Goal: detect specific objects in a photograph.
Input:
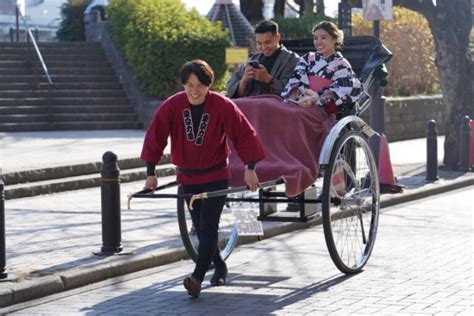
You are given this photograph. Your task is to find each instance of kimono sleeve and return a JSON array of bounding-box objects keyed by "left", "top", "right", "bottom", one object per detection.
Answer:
[
  {"left": 324, "top": 58, "right": 362, "bottom": 106},
  {"left": 281, "top": 53, "right": 312, "bottom": 98}
]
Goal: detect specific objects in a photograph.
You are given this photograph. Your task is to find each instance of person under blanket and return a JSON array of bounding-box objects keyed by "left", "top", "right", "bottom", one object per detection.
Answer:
[
  {"left": 141, "top": 60, "right": 265, "bottom": 298},
  {"left": 229, "top": 22, "right": 361, "bottom": 197},
  {"left": 281, "top": 21, "right": 362, "bottom": 113}
]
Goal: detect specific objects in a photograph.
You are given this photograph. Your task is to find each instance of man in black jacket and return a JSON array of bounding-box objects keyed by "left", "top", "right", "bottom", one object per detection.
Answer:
[{"left": 226, "top": 20, "right": 300, "bottom": 98}]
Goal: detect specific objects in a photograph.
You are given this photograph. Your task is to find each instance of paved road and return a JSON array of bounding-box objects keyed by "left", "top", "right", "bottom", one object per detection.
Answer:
[{"left": 4, "top": 188, "right": 473, "bottom": 315}]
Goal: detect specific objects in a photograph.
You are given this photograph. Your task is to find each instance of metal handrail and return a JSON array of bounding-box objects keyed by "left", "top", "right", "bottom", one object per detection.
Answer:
[{"left": 15, "top": 5, "right": 53, "bottom": 123}]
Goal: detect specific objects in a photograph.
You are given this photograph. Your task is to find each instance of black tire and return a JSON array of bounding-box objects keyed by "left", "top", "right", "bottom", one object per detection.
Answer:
[
  {"left": 176, "top": 185, "right": 239, "bottom": 263},
  {"left": 321, "top": 130, "right": 380, "bottom": 274}
]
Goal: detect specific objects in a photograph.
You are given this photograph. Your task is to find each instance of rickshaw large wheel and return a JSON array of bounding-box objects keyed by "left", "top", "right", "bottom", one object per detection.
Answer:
[
  {"left": 177, "top": 185, "right": 239, "bottom": 263},
  {"left": 321, "top": 130, "right": 380, "bottom": 274}
]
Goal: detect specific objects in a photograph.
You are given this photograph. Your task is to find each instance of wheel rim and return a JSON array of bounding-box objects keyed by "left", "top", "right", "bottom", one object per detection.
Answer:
[
  {"left": 177, "top": 192, "right": 239, "bottom": 262},
  {"left": 323, "top": 132, "right": 380, "bottom": 273}
]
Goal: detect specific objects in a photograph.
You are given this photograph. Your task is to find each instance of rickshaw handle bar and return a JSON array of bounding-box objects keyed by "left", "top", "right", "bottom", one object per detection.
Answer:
[{"left": 189, "top": 178, "right": 286, "bottom": 210}]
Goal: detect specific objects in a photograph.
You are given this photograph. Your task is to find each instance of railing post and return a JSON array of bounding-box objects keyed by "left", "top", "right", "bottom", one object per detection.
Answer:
[
  {"left": 48, "top": 87, "right": 53, "bottom": 124},
  {"left": 15, "top": 6, "right": 19, "bottom": 42},
  {"left": 0, "top": 177, "right": 8, "bottom": 279},
  {"left": 26, "top": 32, "right": 31, "bottom": 67},
  {"left": 426, "top": 120, "right": 438, "bottom": 181},
  {"left": 459, "top": 115, "right": 472, "bottom": 172},
  {"left": 96, "top": 151, "right": 123, "bottom": 255},
  {"left": 34, "top": 26, "right": 39, "bottom": 42}
]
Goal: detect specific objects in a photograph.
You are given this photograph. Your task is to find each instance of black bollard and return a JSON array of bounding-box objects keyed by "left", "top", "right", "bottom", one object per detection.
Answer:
[
  {"left": 459, "top": 116, "right": 472, "bottom": 172},
  {"left": 0, "top": 177, "right": 8, "bottom": 279},
  {"left": 426, "top": 120, "right": 439, "bottom": 181},
  {"left": 98, "top": 151, "right": 123, "bottom": 255}
]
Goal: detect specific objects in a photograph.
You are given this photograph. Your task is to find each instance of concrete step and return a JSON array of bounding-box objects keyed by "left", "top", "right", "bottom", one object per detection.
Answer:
[
  {"left": 51, "top": 105, "right": 136, "bottom": 114},
  {"left": 0, "top": 105, "right": 136, "bottom": 115},
  {"left": 0, "top": 121, "right": 143, "bottom": 132},
  {"left": 53, "top": 113, "right": 139, "bottom": 122},
  {"left": 0, "top": 53, "right": 108, "bottom": 62},
  {"left": 0, "top": 42, "right": 101, "bottom": 48},
  {"left": 0, "top": 75, "right": 119, "bottom": 84},
  {"left": 4, "top": 161, "right": 174, "bottom": 200},
  {"left": 0, "top": 113, "right": 139, "bottom": 123},
  {"left": 0, "top": 82, "right": 123, "bottom": 90},
  {"left": 30, "top": 61, "right": 112, "bottom": 68},
  {"left": 0, "top": 67, "right": 116, "bottom": 75},
  {"left": 0, "top": 97, "right": 130, "bottom": 106},
  {"left": 0, "top": 47, "right": 104, "bottom": 55},
  {"left": 0, "top": 106, "right": 45, "bottom": 115},
  {"left": 0, "top": 90, "right": 127, "bottom": 98},
  {"left": 0, "top": 61, "right": 29, "bottom": 68},
  {"left": 3, "top": 156, "right": 156, "bottom": 185},
  {"left": 0, "top": 114, "right": 49, "bottom": 123}
]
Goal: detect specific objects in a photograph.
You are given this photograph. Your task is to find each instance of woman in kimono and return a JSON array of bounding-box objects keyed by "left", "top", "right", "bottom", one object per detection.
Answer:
[{"left": 282, "top": 21, "right": 361, "bottom": 112}]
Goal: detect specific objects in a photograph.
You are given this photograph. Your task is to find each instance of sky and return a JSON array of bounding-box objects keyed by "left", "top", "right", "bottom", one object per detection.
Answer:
[
  {"left": 1, "top": 0, "right": 339, "bottom": 29},
  {"left": 183, "top": 0, "right": 339, "bottom": 18}
]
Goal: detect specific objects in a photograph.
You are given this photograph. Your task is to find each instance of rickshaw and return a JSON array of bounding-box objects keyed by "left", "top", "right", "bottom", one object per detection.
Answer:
[{"left": 129, "top": 35, "right": 392, "bottom": 275}]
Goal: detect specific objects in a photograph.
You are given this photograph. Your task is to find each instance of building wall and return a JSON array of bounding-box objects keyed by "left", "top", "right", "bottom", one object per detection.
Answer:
[{"left": 361, "top": 95, "right": 446, "bottom": 141}]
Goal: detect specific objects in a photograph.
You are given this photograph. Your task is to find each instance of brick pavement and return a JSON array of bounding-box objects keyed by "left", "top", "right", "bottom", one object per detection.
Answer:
[
  {"left": 1, "top": 130, "right": 473, "bottom": 309},
  {"left": 4, "top": 188, "right": 472, "bottom": 315}
]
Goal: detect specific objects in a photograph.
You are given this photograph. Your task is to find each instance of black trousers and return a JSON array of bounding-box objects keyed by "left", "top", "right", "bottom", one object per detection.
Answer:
[{"left": 182, "top": 179, "right": 228, "bottom": 282}]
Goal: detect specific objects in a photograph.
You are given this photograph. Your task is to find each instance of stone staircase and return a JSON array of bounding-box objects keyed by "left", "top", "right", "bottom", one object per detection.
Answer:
[{"left": 0, "top": 42, "right": 143, "bottom": 132}]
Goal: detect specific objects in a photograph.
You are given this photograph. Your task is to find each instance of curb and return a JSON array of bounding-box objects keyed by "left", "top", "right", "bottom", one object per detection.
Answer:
[
  {"left": 0, "top": 174, "right": 472, "bottom": 308},
  {"left": 3, "top": 155, "right": 172, "bottom": 200}
]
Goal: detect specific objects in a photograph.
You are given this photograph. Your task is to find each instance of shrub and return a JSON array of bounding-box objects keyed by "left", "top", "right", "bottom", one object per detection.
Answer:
[
  {"left": 107, "top": 0, "right": 231, "bottom": 99},
  {"left": 56, "top": 0, "right": 89, "bottom": 41},
  {"left": 274, "top": 15, "right": 337, "bottom": 40},
  {"left": 352, "top": 6, "right": 439, "bottom": 96}
]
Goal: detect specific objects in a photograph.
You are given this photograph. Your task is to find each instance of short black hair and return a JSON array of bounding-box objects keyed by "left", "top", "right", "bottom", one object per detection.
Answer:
[
  {"left": 255, "top": 19, "right": 279, "bottom": 35},
  {"left": 180, "top": 59, "right": 214, "bottom": 87}
]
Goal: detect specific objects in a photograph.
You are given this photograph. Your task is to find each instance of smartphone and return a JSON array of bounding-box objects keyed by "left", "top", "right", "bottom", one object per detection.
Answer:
[{"left": 248, "top": 60, "right": 260, "bottom": 69}]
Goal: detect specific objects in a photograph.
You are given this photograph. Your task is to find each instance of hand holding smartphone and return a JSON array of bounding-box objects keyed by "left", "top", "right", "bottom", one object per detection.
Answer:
[{"left": 248, "top": 60, "right": 260, "bottom": 69}]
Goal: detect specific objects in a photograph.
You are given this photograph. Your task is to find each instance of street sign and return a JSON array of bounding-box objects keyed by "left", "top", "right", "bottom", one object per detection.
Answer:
[
  {"left": 363, "top": 0, "right": 393, "bottom": 21},
  {"left": 225, "top": 47, "right": 248, "bottom": 64}
]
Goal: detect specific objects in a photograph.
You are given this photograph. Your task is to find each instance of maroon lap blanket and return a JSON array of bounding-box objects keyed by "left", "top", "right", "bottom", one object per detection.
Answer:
[{"left": 229, "top": 95, "right": 336, "bottom": 196}]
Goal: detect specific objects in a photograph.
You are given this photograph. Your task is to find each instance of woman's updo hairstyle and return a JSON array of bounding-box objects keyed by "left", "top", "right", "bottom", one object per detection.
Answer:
[{"left": 312, "top": 21, "right": 344, "bottom": 50}]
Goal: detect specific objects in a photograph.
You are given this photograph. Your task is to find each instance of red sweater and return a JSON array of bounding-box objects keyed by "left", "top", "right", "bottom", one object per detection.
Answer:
[{"left": 141, "top": 91, "right": 265, "bottom": 185}]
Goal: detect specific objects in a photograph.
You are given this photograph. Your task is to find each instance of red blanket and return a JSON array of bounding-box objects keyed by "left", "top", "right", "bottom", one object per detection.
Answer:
[{"left": 229, "top": 95, "right": 336, "bottom": 196}]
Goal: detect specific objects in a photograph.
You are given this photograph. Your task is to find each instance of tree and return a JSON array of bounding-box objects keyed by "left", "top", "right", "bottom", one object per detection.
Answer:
[
  {"left": 392, "top": 0, "right": 473, "bottom": 169},
  {"left": 303, "top": 0, "right": 315, "bottom": 16},
  {"left": 316, "top": 0, "right": 325, "bottom": 17},
  {"left": 239, "top": 0, "right": 263, "bottom": 22},
  {"left": 274, "top": 0, "right": 286, "bottom": 18},
  {"left": 350, "top": 0, "right": 472, "bottom": 168},
  {"left": 56, "top": 0, "right": 89, "bottom": 41}
]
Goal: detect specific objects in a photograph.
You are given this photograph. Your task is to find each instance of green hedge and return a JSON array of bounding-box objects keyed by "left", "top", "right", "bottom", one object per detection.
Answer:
[
  {"left": 274, "top": 15, "right": 337, "bottom": 40},
  {"left": 107, "top": 0, "right": 231, "bottom": 98}
]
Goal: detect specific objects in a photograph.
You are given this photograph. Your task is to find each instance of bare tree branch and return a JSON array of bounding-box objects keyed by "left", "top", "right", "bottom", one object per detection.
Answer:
[
  {"left": 393, "top": 0, "right": 436, "bottom": 20},
  {"left": 285, "top": 0, "right": 300, "bottom": 14}
]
